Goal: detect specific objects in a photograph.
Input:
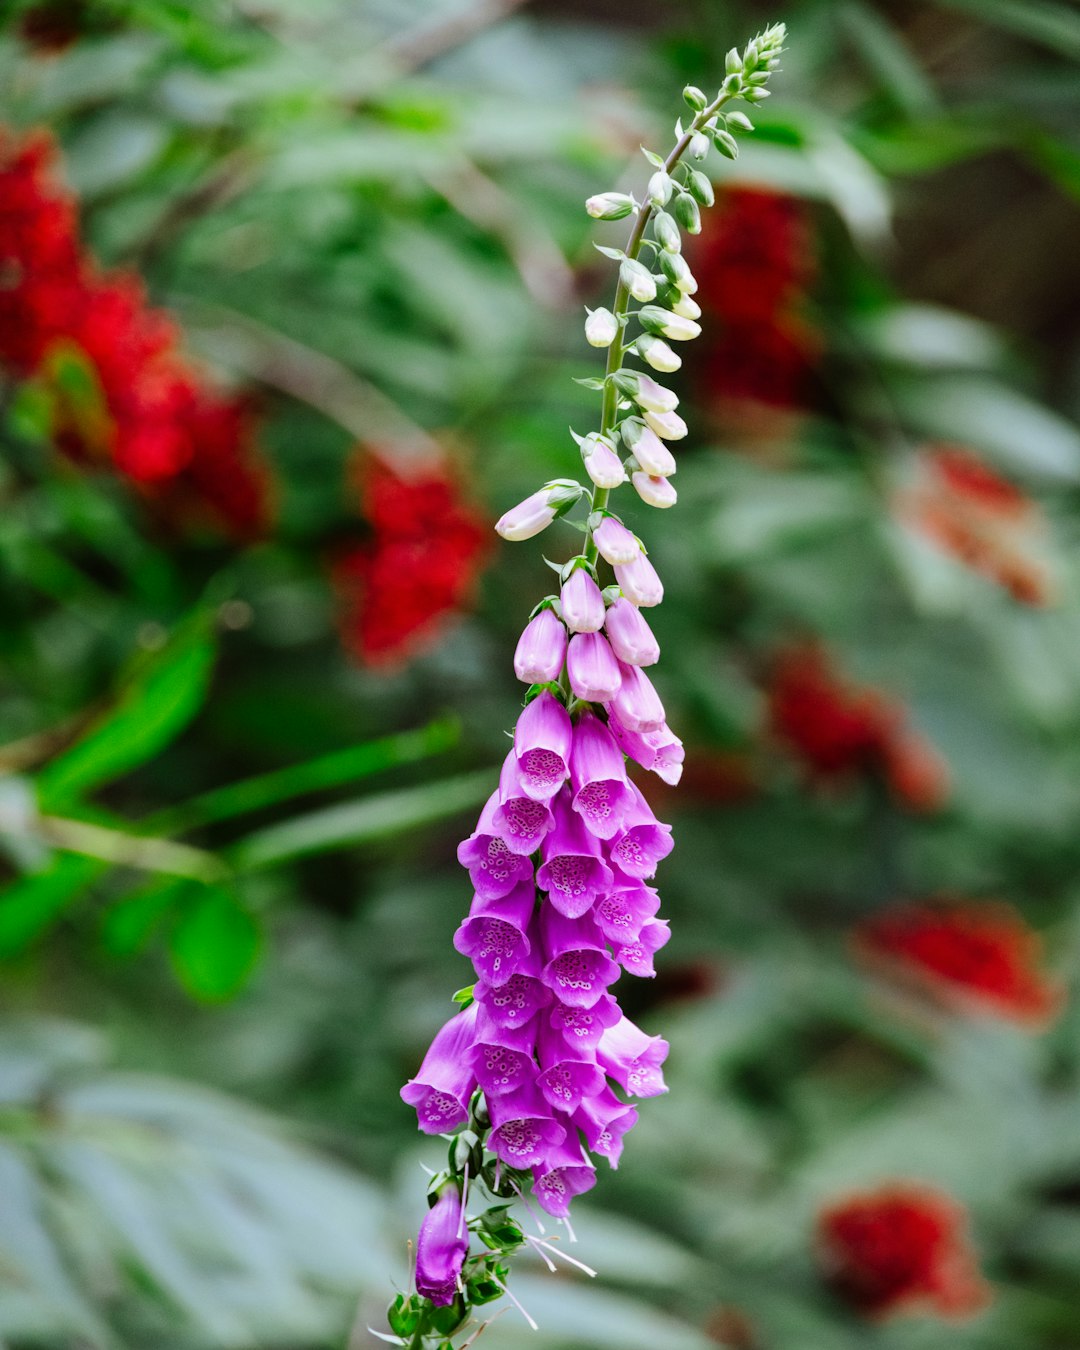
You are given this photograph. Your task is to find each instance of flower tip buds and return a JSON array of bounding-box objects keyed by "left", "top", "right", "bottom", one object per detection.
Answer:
[
  {"left": 619, "top": 258, "right": 657, "bottom": 303},
  {"left": 584, "top": 307, "right": 618, "bottom": 348},
  {"left": 632, "top": 471, "right": 678, "bottom": 509},
  {"left": 586, "top": 192, "right": 636, "bottom": 221},
  {"left": 496, "top": 482, "right": 582, "bottom": 541}
]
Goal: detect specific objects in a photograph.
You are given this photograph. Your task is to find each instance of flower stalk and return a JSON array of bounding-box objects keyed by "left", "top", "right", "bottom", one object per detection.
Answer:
[{"left": 390, "top": 24, "right": 787, "bottom": 1348}]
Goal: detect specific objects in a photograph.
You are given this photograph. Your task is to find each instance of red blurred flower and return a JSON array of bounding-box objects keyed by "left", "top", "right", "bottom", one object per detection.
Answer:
[
  {"left": 897, "top": 445, "right": 1052, "bottom": 605},
  {"left": 817, "top": 1184, "right": 990, "bottom": 1320},
  {"left": 0, "top": 128, "right": 271, "bottom": 539},
  {"left": 18, "top": 1, "right": 94, "bottom": 52},
  {"left": 332, "top": 453, "right": 489, "bottom": 668},
  {"left": 854, "top": 899, "right": 1063, "bottom": 1027},
  {"left": 766, "top": 643, "right": 948, "bottom": 811},
  {"left": 689, "top": 187, "right": 817, "bottom": 419}
]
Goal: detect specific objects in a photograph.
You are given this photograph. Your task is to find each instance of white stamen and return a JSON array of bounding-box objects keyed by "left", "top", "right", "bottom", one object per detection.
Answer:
[
  {"left": 419, "top": 1162, "right": 436, "bottom": 1176},
  {"left": 525, "top": 1234, "right": 558, "bottom": 1273},
  {"left": 509, "top": 1179, "right": 546, "bottom": 1234},
  {"left": 490, "top": 1275, "right": 539, "bottom": 1332},
  {"left": 561, "top": 1215, "right": 578, "bottom": 1244},
  {"left": 458, "top": 1161, "right": 470, "bottom": 1240},
  {"left": 531, "top": 1236, "right": 597, "bottom": 1278}
]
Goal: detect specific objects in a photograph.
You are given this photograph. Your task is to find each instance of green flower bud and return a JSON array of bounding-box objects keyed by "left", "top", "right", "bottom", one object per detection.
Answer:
[
  {"left": 585, "top": 192, "right": 636, "bottom": 220},
  {"left": 652, "top": 211, "right": 681, "bottom": 253},
  {"left": 637, "top": 334, "right": 682, "bottom": 373},
  {"left": 687, "top": 169, "right": 715, "bottom": 206},
  {"left": 647, "top": 170, "right": 673, "bottom": 206},
  {"left": 713, "top": 129, "right": 739, "bottom": 160},
  {"left": 725, "top": 47, "right": 741, "bottom": 74},
  {"left": 682, "top": 85, "right": 708, "bottom": 111},
  {"left": 726, "top": 110, "right": 754, "bottom": 132},
  {"left": 619, "top": 257, "right": 657, "bottom": 302},
  {"left": 659, "top": 250, "right": 697, "bottom": 293},
  {"left": 673, "top": 192, "right": 701, "bottom": 234}
]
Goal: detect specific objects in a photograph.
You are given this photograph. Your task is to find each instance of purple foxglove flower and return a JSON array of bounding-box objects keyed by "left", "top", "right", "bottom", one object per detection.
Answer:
[
  {"left": 604, "top": 597, "right": 660, "bottom": 667},
  {"left": 513, "top": 690, "right": 572, "bottom": 801},
  {"left": 608, "top": 783, "right": 674, "bottom": 880},
  {"left": 549, "top": 992, "right": 622, "bottom": 1050},
  {"left": 539, "top": 907, "right": 621, "bottom": 1007},
  {"left": 535, "top": 1020, "right": 605, "bottom": 1113},
  {"left": 568, "top": 711, "right": 634, "bottom": 840},
  {"left": 453, "top": 882, "right": 535, "bottom": 986},
  {"left": 567, "top": 631, "right": 622, "bottom": 704},
  {"left": 467, "top": 1009, "right": 539, "bottom": 1098},
  {"left": 592, "top": 883, "right": 661, "bottom": 945},
  {"left": 573, "top": 1087, "right": 639, "bottom": 1169},
  {"left": 632, "top": 471, "right": 677, "bottom": 509},
  {"left": 532, "top": 1138, "right": 597, "bottom": 1217},
  {"left": 514, "top": 609, "right": 567, "bottom": 684},
  {"left": 609, "top": 662, "right": 665, "bottom": 734},
  {"left": 400, "top": 1003, "right": 480, "bottom": 1134},
  {"left": 536, "top": 794, "right": 614, "bottom": 917},
  {"left": 614, "top": 553, "right": 663, "bottom": 608},
  {"left": 609, "top": 717, "right": 684, "bottom": 785},
  {"left": 560, "top": 568, "right": 605, "bottom": 634},
  {"left": 457, "top": 793, "right": 534, "bottom": 900},
  {"left": 474, "top": 950, "right": 552, "bottom": 1029},
  {"left": 487, "top": 1086, "right": 566, "bottom": 1169},
  {"left": 632, "top": 374, "right": 679, "bottom": 414},
  {"left": 582, "top": 435, "right": 627, "bottom": 490},
  {"left": 615, "top": 917, "right": 670, "bottom": 978},
  {"left": 597, "top": 1015, "right": 669, "bottom": 1098},
  {"left": 643, "top": 408, "right": 688, "bottom": 441},
  {"left": 492, "top": 751, "right": 554, "bottom": 856},
  {"left": 592, "top": 516, "right": 640, "bottom": 567},
  {"left": 495, "top": 488, "right": 558, "bottom": 542},
  {"left": 415, "top": 1182, "right": 467, "bottom": 1307},
  {"left": 630, "top": 429, "right": 676, "bottom": 478}
]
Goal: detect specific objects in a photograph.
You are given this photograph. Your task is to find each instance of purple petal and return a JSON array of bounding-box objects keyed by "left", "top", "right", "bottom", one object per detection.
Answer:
[
  {"left": 604, "top": 597, "right": 660, "bottom": 667},
  {"left": 513, "top": 691, "right": 572, "bottom": 801},
  {"left": 514, "top": 608, "right": 567, "bottom": 684},
  {"left": 608, "top": 662, "right": 665, "bottom": 734},
  {"left": 548, "top": 993, "right": 622, "bottom": 1050},
  {"left": 560, "top": 568, "right": 605, "bottom": 633},
  {"left": 597, "top": 1015, "right": 669, "bottom": 1098},
  {"left": 493, "top": 751, "right": 555, "bottom": 855},
  {"left": 400, "top": 1003, "right": 480, "bottom": 1133},
  {"left": 531, "top": 1138, "right": 597, "bottom": 1217},
  {"left": 487, "top": 1087, "right": 567, "bottom": 1168},
  {"left": 573, "top": 1086, "right": 639, "bottom": 1168},
  {"left": 415, "top": 1184, "right": 468, "bottom": 1306},
  {"left": 567, "top": 631, "right": 622, "bottom": 704},
  {"left": 592, "top": 884, "right": 661, "bottom": 944},
  {"left": 536, "top": 792, "right": 614, "bottom": 917}
]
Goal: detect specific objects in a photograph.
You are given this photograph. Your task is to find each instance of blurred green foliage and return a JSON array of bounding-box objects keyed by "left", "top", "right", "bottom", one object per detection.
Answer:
[{"left": 1, "top": 0, "right": 1080, "bottom": 1347}]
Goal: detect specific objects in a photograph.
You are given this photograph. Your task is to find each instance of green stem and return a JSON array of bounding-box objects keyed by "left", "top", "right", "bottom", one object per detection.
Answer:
[
  {"left": 36, "top": 816, "right": 229, "bottom": 885},
  {"left": 581, "top": 89, "right": 736, "bottom": 571}
]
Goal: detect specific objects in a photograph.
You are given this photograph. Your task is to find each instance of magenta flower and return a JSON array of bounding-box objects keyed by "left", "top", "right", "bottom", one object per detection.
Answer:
[
  {"left": 536, "top": 794, "right": 614, "bottom": 917},
  {"left": 474, "top": 956, "right": 552, "bottom": 1029},
  {"left": 514, "top": 608, "right": 567, "bottom": 684},
  {"left": 532, "top": 1138, "right": 597, "bottom": 1217},
  {"left": 539, "top": 907, "right": 621, "bottom": 1007},
  {"left": 609, "top": 662, "right": 666, "bottom": 734},
  {"left": 614, "top": 552, "right": 664, "bottom": 607},
  {"left": 457, "top": 794, "right": 534, "bottom": 900},
  {"left": 453, "top": 882, "right": 535, "bottom": 986},
  {"left": 567, "top": 631, "right": 623, "bottom": 704},
  {"left": 597, "top": 1015, "right": 670, "bottom": 1097},
  {"left": 415, "top": 1181, "right": 468, "bottom": 1307},
  {"left": 493, "top": 751, "right": 555, "bottom": 855},
  {"left": 573, "top": 1087, "right": 639, "bottom": 1168},
  {"left": 487, "top": 1087, "right": 567, "bottom": 1168},
  {"left": 609, "top": 717, "right": 684, "bottom": 785},
  {"left": 548, "top": 991, "right": 622, "bottom": 1050},
  {"left": 400, "top": 1003, "right": 480, "bottom": 1134},
  {"left": 592, "top": 883, "right": 661, "bottom": 945},
  {"left": 560, "top": 567, "right": 605, "bottom": 633},
  {"left": 568, "top": 711, "right": 635, "bottom": 839},
  {"left": 468, "top": 1010, "right": 539, "bottom": 1098},
  {"left": 513, "top": 690, "right": 572, "bottom": 801},
  {"left": 608, "top": 783, "right": 674, "bottom": 880},
  {"left": 536, "top": 1019, "right": 606, "bottom": 1112},
  {"left": 593, "top": 516, "right": 640, "bottom": 566},
  {"left": 604, "top": 597, "right": 660, "bottom": 667},
  {"left": 614, "top": 917, "right": 670, "bottom": 977}
]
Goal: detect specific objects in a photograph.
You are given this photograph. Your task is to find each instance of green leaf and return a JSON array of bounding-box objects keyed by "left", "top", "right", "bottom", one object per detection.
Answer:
[
  {"left": 227, "top": 769, "right": 495, "bottom": 871},
  {"left": 101, "top": 878, "right": 185, "bottom": 958},
  {"left": 168, "top": 884, "right": 261, "bottom": 1003},
  {"left": 37, "top": 614, "right": 216, "bottom": 810},
  {"left": 937, "top": 0, "right": 1080, "bottom": 59},
  {"left": 0, "top": 856, "right": 105, "bottom": 958}
]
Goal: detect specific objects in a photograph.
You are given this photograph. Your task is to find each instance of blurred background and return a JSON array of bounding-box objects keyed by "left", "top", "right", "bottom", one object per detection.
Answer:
[{"left": 2, "top": 0, "right": 1080, "bottom": 1346}]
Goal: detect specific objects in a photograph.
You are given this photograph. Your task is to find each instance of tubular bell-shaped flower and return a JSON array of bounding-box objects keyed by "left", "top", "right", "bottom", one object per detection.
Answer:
[
  {"left": 453, "top": 882, "right": 535, "bottom": 986},
  {"left": 604, "top": 597, "right": 660, "bottom": 666},
  {"left": 568, "top": 711, "right": 635, "bottom": 839},
  {"left": 416, "top": 1181, "right": 468, "bottom": 1307},
  {"left": 493, "top": 750, "right": 555, "bottom": 855},
  {"left": 540, "top": 907, "right": 622, "bottom": 1007},
  {"left": 597, "top": 1015, "right": 670, "bottom": 1097},
  {"left": 514, "top": 607, "right": 567, "bottom": 684},
  {"left": 536, "top": 793, "right": 615, "bottom": 917},
  {"left": 457, "top": 794, "right": 535, "bottom": 899},
  {"left": 400, "top": 1003, "right": 481, "bottom": 1133},
  {"left": 513, "top": 690, "right": 572, "bottom": 800},
  {"left": 567, "top": 630, "right": 623, "bottom": 703}
]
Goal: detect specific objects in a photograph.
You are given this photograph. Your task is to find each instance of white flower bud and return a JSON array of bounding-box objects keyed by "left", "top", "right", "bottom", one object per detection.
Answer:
[
  {"left": 662, "top": 251, "right": 698, "bottom": 294},
  {"left": 581, "top": 434, "right": 627, "bottom": 490},
  {"left": 689, "top": 132, "right": 710, "bottom": 161},
  {"left": 671, "top": 294, "right": 702, "bottom": 321},
  {"left": 632, "top": 471, "right": 678, "bottom": 509},
  {"left": 644, "top": 408, "right": 688, "bottom": 440},
  {"left": 633, "top": 374, "right": 679, "bottom": 414},
  {"left": 647, "top": 171, "right": 672, "bottom": 206},
  {"left": 628, "top": 424, "right": 676, "bottom": 476},
  {"left": 584, "top": 307, "right": 618, "bottom": 348},
  {"left": 638, "top": 305, "right": 701, "bottom": 341},
  {"left": 637, "top": 335, "right": 681, "bottom": 373},
  {"left": 619, "top": 258, "right": 657, "bottom": 303},
  {"left": 585, "top": 192, "right": 636, "bottom": 220}
]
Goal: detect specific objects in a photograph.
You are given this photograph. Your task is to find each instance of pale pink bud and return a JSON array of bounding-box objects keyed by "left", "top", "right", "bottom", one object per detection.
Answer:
[
  {"left": 560, "top": 568, "right": 605, "bottom": 634},
  {"left": 637, "top": 335, "right": 681, "bottom": 373},
  {"left": 634, "top": 375, "right": 679, "bottom": 415},
  {"left": 644, "top": 409, "right": 688, "bottom": 441},
  {"left": 609, "top": 662, "right": 665, "bottom": 733},
  {"left": 496, "top": 488, "right": 558, "bottom": 541},
  {"left": 632, "top": 472, "right": 677, "bottom": 509},
  {"left": 630, "top": 426, "right": 676, "bottom": 477},
  {"left": 615, "top": 553, "right": 663, "bottom": 607},
  {"left": 514, "top": 608, "right": 567, "bottom": 683},
  {"left": 582, "top": 436, "right": 627, "bottom": 490},
  {"left": 593, "top": 516, "right": 640, "bottom": 566},
  {"left": 585, "top": 307, "right": 618, "bottom": 348},
  {"left": 567, "top": 632, "right": 622, "bottom": 703},
  {"left": 605, "top": 597, "right": 660, "bottom": 666}
]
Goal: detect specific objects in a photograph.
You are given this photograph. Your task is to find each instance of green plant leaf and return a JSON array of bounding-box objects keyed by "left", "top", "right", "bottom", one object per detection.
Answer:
[{"left": 168, "top": 884, "right": 261, "bottom": 1002}]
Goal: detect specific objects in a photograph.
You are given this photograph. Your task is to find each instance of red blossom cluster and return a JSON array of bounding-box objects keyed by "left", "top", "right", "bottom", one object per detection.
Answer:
[
  {"left": 0, "top": 128, "right": 271, "bottom": 538},
  {"left": 897, "top": 445, "right": 1052, "bottom": 604},
  {"left": 691, "top": 187, "right": 818, "bottom": 420},
  {"left": 855, "top": 898, "right": 1062, "bottom": 1027},
  {"left": 817, "top": 1184, "right": 990, "bottom": 1320},
  {"left": 766, "top": 643, "right": 948, "bottom": 811},
  {"left": 332, "top": 454, "right": 489, "bottom": 667}
]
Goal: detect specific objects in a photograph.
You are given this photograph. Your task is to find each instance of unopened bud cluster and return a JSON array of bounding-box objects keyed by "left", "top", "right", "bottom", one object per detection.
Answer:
[{"left": 394, "top": 22, "right": 786, "bottom": 1348}]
